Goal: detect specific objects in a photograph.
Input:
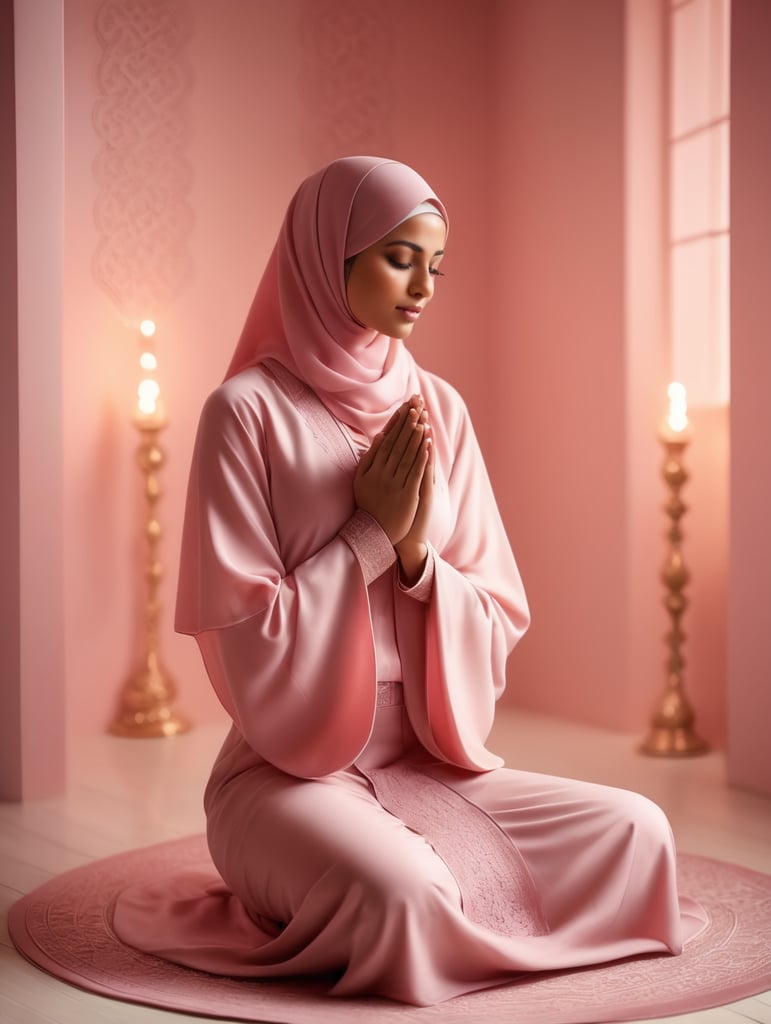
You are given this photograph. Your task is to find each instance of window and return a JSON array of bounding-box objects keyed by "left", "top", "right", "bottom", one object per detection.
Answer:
[{"left": 669, "top": 0, "right": 730, "bottom": 406}]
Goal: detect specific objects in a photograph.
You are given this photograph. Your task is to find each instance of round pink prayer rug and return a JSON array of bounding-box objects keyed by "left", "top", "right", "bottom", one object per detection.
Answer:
[{"left": 8, "top": 836, "right": 771, "bottom": 1024}]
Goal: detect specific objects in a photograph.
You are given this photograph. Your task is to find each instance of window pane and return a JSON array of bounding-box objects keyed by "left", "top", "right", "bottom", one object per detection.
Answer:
[
  {"left": 670, "top": 121, "right": 729, "bottom": 239},
  {"left": 671, "top": 234, "right": 730, "bottom": 406},
  {"left": 671, "top": 0, "right": 730, "bottom": 137}
]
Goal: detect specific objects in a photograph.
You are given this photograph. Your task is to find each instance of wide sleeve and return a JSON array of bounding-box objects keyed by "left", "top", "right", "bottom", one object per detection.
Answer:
[
  {"left": 395, "top": 387, "right": 530, "bottom": 772},
  {"left": 175, "top": 383, "right": 385, "bottom": 779}
]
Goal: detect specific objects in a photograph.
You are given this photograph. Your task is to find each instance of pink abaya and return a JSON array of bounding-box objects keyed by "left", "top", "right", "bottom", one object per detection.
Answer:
[{"left": 113, "top": 158, "right": 706, "bottom": 1006}]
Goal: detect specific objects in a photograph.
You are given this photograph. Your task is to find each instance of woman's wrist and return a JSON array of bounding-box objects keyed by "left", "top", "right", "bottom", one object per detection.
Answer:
[
  {"left": 340, "top": 510, "right": 397, "bottom": 585},
  {"left": 395, "top": 540, "right": 428, "bottom": 587}
]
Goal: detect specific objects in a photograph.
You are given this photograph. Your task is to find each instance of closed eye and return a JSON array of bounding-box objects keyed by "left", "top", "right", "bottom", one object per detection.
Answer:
[
  {"left": 386, "top": 255, "right": 411, "bottom": 271},
  {"left": 386, "top": 255, "right": 445, "bottom": 277}
]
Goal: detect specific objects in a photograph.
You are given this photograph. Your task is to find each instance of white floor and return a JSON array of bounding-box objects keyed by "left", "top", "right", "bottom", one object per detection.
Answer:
[{"left": 2, "top": 708, "right": 770, "bottom": 1024}]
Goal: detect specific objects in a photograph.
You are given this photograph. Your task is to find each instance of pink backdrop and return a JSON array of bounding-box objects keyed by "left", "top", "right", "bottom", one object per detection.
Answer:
[
  {"left": 728, "top": 0, "right": 771, "bottom": 795},
  {"left": 5, "top": 0, "right": 769, "bottom": 798}
]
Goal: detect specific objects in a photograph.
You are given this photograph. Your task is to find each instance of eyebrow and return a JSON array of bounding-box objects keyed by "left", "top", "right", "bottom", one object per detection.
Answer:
[{"left": 385, "top": 240, "right": 445, "bottom": 257}]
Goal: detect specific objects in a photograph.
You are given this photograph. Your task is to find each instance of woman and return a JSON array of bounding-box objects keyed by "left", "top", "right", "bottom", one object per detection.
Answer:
[{"left": 114, "top": 156, "right": 706, "bottom": 1006}]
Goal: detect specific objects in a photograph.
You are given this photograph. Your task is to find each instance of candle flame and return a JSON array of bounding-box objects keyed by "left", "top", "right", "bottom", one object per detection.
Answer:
[
  {"left": 667, "top": 381, "right": 688, "bottom": 433},
  {"left": 136, "top": 320, "right": 163, "bottom": 420},
  {"left": 138, "top": 378, "right": 161, "bottom": 415}
]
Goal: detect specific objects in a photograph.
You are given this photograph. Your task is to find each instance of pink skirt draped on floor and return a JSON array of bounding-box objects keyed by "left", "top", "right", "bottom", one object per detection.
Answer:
[{"left": 113, "top": 683, "right": 707, "bottom": 1007}]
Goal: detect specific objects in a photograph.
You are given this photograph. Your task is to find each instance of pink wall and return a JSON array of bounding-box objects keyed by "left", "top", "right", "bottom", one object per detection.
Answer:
[
  {"left": 489, "top": 0, "right": 728, "bottom": 747},
  {"left": 61, "top": 0, "right": 499, "bottom": 736},
  {"left": 0, "top": 0, "right": 23, "bottom": 798},
  {"left": 1, "top": 0, "right": 67, "bottom": 800},
  {"left": 622, "top": 0, "right": 675, "bottom": 738},
  {"left": 491, "top": 0, "right": 631, "bottom": 728},
  {"left": 6, "top": 0, "right": 766, "bottom": 798},
  {"left": 727, "top": 0, "right": 771, "bottom": 795}
]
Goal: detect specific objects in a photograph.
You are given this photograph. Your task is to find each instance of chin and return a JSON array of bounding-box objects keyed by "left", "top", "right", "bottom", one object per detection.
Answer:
[{"left": 391, "top": 325, "right": 416, "bottom": 342}]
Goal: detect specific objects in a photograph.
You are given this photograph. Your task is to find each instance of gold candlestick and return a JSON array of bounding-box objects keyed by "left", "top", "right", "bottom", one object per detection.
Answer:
[
  {"left": 640, "top": 429, "right": 708, "bottom": 757},
  {"left": 111, "top": 416, "right": 190, "bottom": 738}
]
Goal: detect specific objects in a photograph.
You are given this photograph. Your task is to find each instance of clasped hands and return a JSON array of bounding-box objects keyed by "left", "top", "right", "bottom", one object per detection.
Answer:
[{"left": 354, "top": 394, "right": 433, "bottom": 585}]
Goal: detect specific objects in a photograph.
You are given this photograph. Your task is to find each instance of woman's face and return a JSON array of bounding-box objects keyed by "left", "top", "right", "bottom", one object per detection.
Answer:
[{"left": 346, "top": 213, "right": 446, "bottom": 340}]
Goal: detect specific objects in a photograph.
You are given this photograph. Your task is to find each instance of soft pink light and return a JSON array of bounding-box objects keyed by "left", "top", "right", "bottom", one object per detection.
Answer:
[{"left": 667, "top": 381, "right": 688, "bottom": 433}]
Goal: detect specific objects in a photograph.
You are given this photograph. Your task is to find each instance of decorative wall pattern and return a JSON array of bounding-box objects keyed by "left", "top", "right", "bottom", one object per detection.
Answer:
[
  {"left": 298, "top": 0, "right": 394, "bottom": 166},
  {"left": 92, "top": 0, "right": 194, "bottom": 323}
]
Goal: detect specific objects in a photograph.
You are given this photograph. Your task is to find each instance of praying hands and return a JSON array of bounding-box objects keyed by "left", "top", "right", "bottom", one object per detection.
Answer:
[{"left": 354, "top": 394, "right": 434, "bottom": 583}]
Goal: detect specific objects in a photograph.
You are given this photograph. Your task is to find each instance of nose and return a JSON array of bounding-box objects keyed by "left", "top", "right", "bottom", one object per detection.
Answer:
[{"left": 408, "top": 263, "right": 434, "bottom": 301}]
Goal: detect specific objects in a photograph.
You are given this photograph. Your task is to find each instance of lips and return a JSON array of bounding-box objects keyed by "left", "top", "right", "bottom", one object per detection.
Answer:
[{"left": 397, "top": 306, "right": 423, "bottom": 321}]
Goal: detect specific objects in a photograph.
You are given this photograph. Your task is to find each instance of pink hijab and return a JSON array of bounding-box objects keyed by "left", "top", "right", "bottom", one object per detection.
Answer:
[{"left": 224, "top": 156, "right": 448, "bottom": 437}]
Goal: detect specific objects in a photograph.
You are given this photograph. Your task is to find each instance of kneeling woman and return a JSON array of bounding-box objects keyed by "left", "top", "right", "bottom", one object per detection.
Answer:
[{"left": 115, "top": 156, "right": 706, "bottom": 1006}]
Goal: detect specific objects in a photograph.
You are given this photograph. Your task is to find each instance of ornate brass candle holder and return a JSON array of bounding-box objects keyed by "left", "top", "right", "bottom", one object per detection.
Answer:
[
  {"left": 110, "top": 415, "right": 190, "bottom": 738},
  {"left": 640, "top": 431, "right": 708, "bottom": 757}
]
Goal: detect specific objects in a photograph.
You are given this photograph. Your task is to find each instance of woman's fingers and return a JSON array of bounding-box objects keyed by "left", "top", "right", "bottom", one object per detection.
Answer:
[
  {"left": 356, "top": 432, "right": 383, "bottom": 475},
  {"left": 382, "top": 402, "right": 429, "bottom": 478},
  {"left": 398, "top": 419, "right": 427, "bottom": 484},
  {"left": 422, "top": 430, "right": 435, "bottom": 494},
  {"left": 373, "top": 404, "right": 410, "bottom": 467},
  {"left": 352, "top": 397, "right": 433, "bottom": 545}
]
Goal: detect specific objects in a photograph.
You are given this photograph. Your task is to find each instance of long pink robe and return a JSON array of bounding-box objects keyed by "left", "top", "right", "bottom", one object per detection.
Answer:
[{"left": 113, "top": 359, "right": 706, "bottom": 1006}]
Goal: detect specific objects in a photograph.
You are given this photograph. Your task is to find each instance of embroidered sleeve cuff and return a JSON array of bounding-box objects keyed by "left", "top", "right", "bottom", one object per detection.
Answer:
[
  {"left": 339, "top": 510, "right": 397, "bottom": 586},
  {"left": 397, "top": 543, "right": 435, "bottom": 602}
]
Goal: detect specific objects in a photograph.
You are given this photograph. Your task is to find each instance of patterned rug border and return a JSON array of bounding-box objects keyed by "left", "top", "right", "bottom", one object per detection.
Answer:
[{"left": 8, "top": 837, "right": 771, "bottom": 1024}]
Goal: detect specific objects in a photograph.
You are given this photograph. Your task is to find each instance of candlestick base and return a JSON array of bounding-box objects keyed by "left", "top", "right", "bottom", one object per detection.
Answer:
[
  {"left": 113, "top": 415, "right": 191, "bottom": 738},
  {"left": 110, "top": 652, "right": 190, "bottom": 738},
  {"left": 640, "top": 726, "right": 709, "bottom": 757},
  {"left": 639, "top": 682, "right": 708, "bottom": 757},
  {"left": 640, "top": 432, "right": 708, "bottom": 758}
]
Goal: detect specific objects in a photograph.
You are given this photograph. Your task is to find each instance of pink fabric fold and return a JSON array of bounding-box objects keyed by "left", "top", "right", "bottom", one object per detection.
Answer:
[{"left": 174, "top": 360, "right": 528, "bottom": 777}]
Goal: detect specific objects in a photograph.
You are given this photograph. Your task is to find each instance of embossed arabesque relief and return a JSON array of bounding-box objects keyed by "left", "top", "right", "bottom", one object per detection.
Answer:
[
  {"left": 92, "top": 0, "right": 194, "bottom": 324},
  {"left": 298, "top": 0, "right": 394, "bottom": 166}
]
